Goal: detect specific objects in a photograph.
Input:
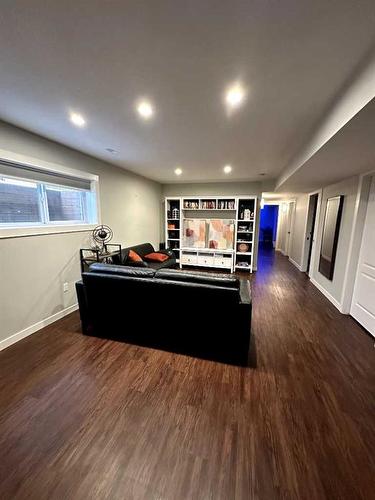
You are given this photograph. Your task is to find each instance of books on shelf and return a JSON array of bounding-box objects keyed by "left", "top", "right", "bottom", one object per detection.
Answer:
[{"left": 200, "top": 200, "right": 216, "bottom": 209}]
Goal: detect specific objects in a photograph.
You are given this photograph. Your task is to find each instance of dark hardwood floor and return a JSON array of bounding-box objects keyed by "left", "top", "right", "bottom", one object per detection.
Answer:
[{"left": 0, "top": 250, "right": 374, "bottom": 499}]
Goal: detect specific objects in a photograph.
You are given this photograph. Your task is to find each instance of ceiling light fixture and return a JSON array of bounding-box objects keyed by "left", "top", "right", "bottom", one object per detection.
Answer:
[
  {"left": 225, "top": 83, "right": 246, "bottom": 109},
  {"left": 69, "top": 112, "right": 86, "bottom": 127},
  {"left": 223, "top": 165, "right": 232, "bottom": 174},
  {"left": 174, "top": 167, "right": 182, "bottom": 176},
  {"left": 136, "top": 100, "right": 154, "bottom": 119}
]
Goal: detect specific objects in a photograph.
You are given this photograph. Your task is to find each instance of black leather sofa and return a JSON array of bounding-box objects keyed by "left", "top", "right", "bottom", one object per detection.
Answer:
[
  {"left": 76, "top": 264, "right": 252, "bottom": 365},
  {"left": 114, "top": 242, "right": 178, "bottom": 270}
]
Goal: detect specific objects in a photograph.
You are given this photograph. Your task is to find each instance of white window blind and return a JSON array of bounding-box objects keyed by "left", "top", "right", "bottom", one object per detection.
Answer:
[{"left": 0, "top": 161, "right": 97, "bottom": 228}]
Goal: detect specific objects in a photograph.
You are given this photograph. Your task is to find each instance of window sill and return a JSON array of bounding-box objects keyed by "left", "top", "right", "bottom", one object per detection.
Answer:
[{"left": 0, "top": 224, "right": 98, "bottom": 239}]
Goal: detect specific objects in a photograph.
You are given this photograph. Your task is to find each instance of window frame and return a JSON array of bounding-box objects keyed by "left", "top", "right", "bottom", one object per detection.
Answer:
[{"left": 0, "top": 149, "right": 100, "bottom": 238}]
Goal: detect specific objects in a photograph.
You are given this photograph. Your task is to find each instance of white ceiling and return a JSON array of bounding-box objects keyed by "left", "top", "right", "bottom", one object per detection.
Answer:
[
  {"left": 0, "top": 1, "right": 375, "bottom": 184},
  {"left": 278, "top": 98, "right": 375, "bottom": 192}
]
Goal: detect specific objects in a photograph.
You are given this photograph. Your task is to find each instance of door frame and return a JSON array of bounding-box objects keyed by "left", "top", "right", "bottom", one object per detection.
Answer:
[
  {"left": 300, "top": 190, "right": 322, "bottom": 276},
  {"left": 340, "top": 170, "right": 375, "bottom": 314},
  {"left": 285, "top": 200, "right": 296, "bottom": 257}
]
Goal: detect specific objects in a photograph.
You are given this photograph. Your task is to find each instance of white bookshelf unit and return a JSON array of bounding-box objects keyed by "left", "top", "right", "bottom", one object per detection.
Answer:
[
  {"left": 165, "top": 197, "right": 182, "bottom": 263},
  {"left": 164, "top": 196, "right": 258, "bottom": 272}
]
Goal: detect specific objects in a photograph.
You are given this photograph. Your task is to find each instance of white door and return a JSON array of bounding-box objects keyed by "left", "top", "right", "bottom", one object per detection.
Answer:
[
  {"left": 285, "top": 201, "right": 295, "bottom": 257},
  {"left": 351, "top": 176, "right": 375, "bottom": 337}
]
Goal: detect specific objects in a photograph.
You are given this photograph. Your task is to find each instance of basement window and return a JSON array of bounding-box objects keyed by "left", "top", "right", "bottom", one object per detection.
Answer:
[{"left": 0, "top": 160, "right": 98, "bottom": 236}]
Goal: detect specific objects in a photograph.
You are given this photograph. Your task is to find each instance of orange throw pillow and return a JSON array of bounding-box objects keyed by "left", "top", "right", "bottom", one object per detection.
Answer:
[
  {"left": 128, "top": 249, "right": 143, "bottom": 262},
  {"left": 144, "top": 252, "right": 169, "bottom": 262}
]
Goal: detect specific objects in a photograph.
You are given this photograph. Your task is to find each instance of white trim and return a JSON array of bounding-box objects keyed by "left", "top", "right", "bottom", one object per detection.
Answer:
[
  {"left": 0, "top": 303, "right": 78, "bottom": 351},
  {"left": 300, "top": 190, "right": 320, "bottom": 272},
  {"left": 289, "top": 257, "right": 303, "bottom": 271},
  {"left": 0, "top": 148, "right": 98, "bottom": 182},
  {"left": 0, "top": 224, "right": 96, "bottom": 239},
  {"left": 276, "top": 248, "right": 287, "bottom": 256},
  {"left": 308, "top": 189, "right": 323, "bottom": 279},
  {"left": 286, "top": 200, "right": 296, "bottom": 257},
  {"left": 310, "top": 277, "right": 343, "bottom": 311}
]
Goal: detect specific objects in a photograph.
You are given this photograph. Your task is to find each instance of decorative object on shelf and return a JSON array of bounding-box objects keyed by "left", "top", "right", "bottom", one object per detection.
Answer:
[
  {"left": 168, "top": 223, "right": 176, "bottom": 229},
  {"left": 92, "top": 225, "right": 113, "bottom": 254},
  {"left": 238, "top": 243, "right": 250, "bottom": 253},
  {"left": 243, "top": 209, "right": 251, "bottom": 220},
  {"left": 236, "top": 261, "right": 250, "bottom": 268},
  {"left": 172, "top": 207, "right": 180, "bottom": 219},
  {"left": 184, "top": 200, "right": 199, "bottom": 209}
]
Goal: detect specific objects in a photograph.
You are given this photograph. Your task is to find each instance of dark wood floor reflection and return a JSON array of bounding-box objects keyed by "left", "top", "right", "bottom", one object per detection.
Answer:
[{"left": 0, "top": 250, "right": 374, "bottom": 499}]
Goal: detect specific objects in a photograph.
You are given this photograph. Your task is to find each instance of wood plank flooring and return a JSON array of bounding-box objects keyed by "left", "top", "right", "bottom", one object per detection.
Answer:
[{"left": 0, "top": 249, "right": 374, "bottom": 499}]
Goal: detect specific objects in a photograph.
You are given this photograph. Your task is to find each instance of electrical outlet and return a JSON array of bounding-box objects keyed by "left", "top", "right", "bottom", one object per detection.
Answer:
[{"left": 63, "top": 282, "right": 69, "bottom": 293}]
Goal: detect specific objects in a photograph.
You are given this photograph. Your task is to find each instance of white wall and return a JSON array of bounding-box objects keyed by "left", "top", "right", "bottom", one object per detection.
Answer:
[
  {"left": 309, "top": 175, "right": 360, "bottom": 307},
  {"left": 0, "top": 121, "right": 161, "bottom": 347}
]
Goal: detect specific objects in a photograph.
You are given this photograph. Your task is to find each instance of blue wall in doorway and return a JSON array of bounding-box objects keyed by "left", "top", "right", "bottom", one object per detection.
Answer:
[{"left": 259, "top": 205, "right": 279, "bottom": 247}]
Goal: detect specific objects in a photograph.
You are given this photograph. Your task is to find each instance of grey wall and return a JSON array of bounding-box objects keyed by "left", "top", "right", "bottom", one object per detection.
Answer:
[
  {"left": 0, "top": 121, "right": 161, "bottom": 345},
  {"left": 162, "top": 181, "right": 263, "bottom": 197}
]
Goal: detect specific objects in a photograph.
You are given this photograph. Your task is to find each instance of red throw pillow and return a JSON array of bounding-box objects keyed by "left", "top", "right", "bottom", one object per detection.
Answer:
[
  {"left": 128, "top": 249, "right": 143, "bottom": 262},
  {"left": 144, "top": 252, "right": 169, "bottom": 262}
]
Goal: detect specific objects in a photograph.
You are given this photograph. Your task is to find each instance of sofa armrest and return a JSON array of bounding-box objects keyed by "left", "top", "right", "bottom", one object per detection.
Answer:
[
  {"left": 158, "top": 248, "right": 175, "bottom": 258},
  {"left": 237, "top": 279, "right": 252, "bottom": 365},
  {"left": 239, "top": 279, "right": 251, "bottom": 305},
  {"left": 75, "top": 280, "right": 91, "bottom": 334}
]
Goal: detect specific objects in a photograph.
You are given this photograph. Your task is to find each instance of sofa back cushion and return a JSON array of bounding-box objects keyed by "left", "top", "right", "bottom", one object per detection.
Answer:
[
  {"left": 88, "top": 263, "right": 155, "bottom": 278},
  {"left": 155, "top": 268, "right": 239, "bottom": 288}
]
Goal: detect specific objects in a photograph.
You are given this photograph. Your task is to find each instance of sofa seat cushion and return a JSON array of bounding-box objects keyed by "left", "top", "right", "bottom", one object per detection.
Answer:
[
  {"left": 89, "top": 263, "right": 156, "bottom": 278},
  {"left": 155, "top": 268, "right": 239, "bottom": 288},
  {"left": 146, "top": 258, "right": 177, "bottom": 270}
]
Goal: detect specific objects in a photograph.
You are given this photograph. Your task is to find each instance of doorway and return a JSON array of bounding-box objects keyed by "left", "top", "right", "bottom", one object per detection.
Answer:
[
  {"left": 301, "top": 193, "right": 319, "bottom": 275},
  {"left": 306, "top": 194, "right": 319, "bottom": 274},
  {"left": 259, "top": 204, "right": 279, "bottom": 250}
]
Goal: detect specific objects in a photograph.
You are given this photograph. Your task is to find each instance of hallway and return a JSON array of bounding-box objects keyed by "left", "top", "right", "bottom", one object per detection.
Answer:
[{"left": 0, "top": 252, "right": 374, "bottom": 499}]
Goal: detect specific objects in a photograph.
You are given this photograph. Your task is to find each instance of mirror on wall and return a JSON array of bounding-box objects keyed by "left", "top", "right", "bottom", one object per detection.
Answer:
[{"left": 319, "top": 195, "right": 344, "bottom": 280}]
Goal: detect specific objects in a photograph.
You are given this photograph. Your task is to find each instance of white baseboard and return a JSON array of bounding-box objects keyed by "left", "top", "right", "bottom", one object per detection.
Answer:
[
  {"left": 309, "top": 278, "right": 343, "bottom": 312},
  {"left": 0, "top": 303, "right": 78, "bottom": 352},
  {"left": 276, "top": 248, "right": 287, "bottom": 256},
  {"left": 289, "top": 257, "right": 303, "bottom": 271}
]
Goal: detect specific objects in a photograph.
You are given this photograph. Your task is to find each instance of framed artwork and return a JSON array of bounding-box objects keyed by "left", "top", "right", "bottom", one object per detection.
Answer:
[
  {"left": 208, "top": 219, "right": 235, "bottom": 250},
  {"left": 183, "top": 219, "right": 206, "bottom": 248},
  {"left": 319, "top": 195, "right": 344, "bottom": 280}
]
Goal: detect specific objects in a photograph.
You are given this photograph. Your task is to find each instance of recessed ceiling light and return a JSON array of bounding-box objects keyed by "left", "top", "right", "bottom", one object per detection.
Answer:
[
  {"left": 223, "top": 165, "right": 232, "bottom": 174},
  {"left": 69, "top": 112, "right": 86, "bottom": 127},
  {"left": 174, "top": 167, "right": 182, "bottom": 176},
  {"left": 225, "top": 83, "right": 246, "bottom": 108},
  {"left": 136, "top": 100, "right": 154, "bottom": 119}
]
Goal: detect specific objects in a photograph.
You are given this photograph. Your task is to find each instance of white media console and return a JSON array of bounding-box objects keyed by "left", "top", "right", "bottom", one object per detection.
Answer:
[{"left": 164, "top": 196, "right": 258, "bottom": 273}]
